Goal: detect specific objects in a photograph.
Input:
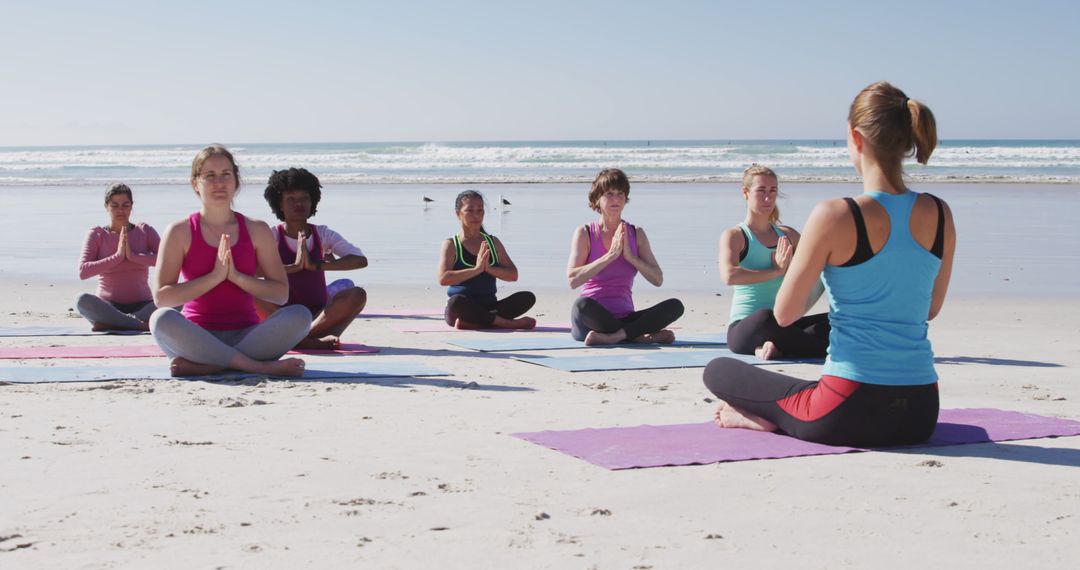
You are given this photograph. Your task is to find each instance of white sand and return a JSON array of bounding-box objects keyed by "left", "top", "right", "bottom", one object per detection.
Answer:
[{"left": 1, "top": 276, "right": 1078, "bottom": 568}]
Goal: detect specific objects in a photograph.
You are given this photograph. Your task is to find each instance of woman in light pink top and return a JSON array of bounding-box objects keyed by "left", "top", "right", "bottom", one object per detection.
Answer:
[
  {"left": 149, "top": 145, "right": 310, "bottom": 377},
  {"left": 76, "top": 183, "right": 160, "bottom": 331},
  {"left": 566, "top": 169, "right": 684, "bottom": 345}
]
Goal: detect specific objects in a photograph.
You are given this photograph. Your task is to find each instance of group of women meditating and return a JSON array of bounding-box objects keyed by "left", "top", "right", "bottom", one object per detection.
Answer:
[{"left": 75, "top": 81, "right": 955, "bottom": 448}]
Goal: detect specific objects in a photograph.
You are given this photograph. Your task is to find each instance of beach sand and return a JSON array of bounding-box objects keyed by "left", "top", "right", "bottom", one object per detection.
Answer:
[{"left": 1, "top": 273, "right": 1078, "bottom": 568}]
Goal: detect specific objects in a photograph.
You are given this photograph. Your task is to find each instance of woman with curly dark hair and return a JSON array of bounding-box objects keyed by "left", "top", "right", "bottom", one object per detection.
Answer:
[{"left": 260, "top": 167, "right": 369, "bottom": 349}]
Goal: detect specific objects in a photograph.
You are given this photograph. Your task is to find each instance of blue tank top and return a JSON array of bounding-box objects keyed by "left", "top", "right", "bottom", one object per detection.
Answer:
[
  {"left": 447, "top": 233, "right": 499, "bottom": 305},
  {"left": 728, "top": 223, "right": 785, "bottom": 322},
  {"left": 822, "top": 191, "right": 941, "bottom": 386}
]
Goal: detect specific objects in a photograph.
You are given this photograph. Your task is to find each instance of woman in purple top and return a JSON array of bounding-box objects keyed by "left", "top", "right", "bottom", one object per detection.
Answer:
[
  {"left": 566, "top": 169, "right": 684, "bottom": 345},
  {"left": 76, "top": 183, "right": 160, "bottom": 331}
]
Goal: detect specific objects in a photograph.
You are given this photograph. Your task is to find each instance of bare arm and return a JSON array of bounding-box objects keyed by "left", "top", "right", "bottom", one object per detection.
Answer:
[
  {"left": 484, "top": 237, "right": 518, "bottom": 282},
  {"left": 773, "top": 202, "right": 841, "bottom": 327},
  {"left": 566, "top": 225, "right": 620, "bottom": 289},
  {"left": 781, "top": 226, "right": 802, "bottom": 248},
  {"left": 718, "top": 226, "right": 785, "bottom": 285},
  {"left": 228, "top": 219, "right": 289, "bottom": 305},
  {"left": 152, "top": 220, "right": 226, "bottom": 307},
  {"left": 316, "top": 227, "right": 368, "bottom": 271},
  {"left": 928, "top": 200, "right": 956, "bottom": 321},
  {"left": 438, "top": 239, "right": 483, "bottom": 286},
  {"left": 623, "top": 226, "right": 663, "bottom": 287},
  {"left": 320, "top": 254, "right": 368, "bottom": 271}
]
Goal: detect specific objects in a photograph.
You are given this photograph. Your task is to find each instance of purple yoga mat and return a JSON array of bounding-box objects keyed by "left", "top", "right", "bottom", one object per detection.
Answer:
[{"left": 512, "top": 408, "right": 1080, "bottom": 470}]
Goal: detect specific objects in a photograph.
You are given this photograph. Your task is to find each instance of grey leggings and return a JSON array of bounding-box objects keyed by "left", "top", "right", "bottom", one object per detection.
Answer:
[
  {"left": 76, "top": 293, "right": 156, "bottom": 330},
  {"left": 149, "top": 305, "right": 311, "bottom": 367}
]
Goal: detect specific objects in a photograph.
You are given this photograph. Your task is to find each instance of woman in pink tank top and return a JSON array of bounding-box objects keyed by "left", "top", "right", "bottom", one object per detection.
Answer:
[
  {"left": 148, "top": 145, "right": 311, "bottom": 377},
  {"left": 566, "top": 169, "right": 684, "bottom": 345}
]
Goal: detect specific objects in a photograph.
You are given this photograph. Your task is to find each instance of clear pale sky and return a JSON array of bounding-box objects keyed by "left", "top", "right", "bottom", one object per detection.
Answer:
[{"left": 1, "top": 0, "right": 1077, "bottom": 146}]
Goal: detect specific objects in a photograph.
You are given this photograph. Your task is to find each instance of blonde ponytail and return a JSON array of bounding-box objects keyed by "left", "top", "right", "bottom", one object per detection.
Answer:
[
  {"left": 908, "top": 98, "right": 937, "bottom": 165},
  {"left": 849, "top": 81, "right": 938, "bottom": 181}
]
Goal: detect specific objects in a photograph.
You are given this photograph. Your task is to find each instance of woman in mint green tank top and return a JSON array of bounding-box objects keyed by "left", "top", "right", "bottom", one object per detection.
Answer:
[{"left": 720, "top": 165, "right": 829, "bottom": 360}]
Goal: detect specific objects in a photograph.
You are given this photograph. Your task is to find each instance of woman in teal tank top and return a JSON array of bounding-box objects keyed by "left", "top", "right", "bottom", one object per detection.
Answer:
[
  {"left": 704, "top": 82, "right": 957, "bottom": 447},
  {"left": 720, "top": 165, "right": 829, "bottom": 360}
]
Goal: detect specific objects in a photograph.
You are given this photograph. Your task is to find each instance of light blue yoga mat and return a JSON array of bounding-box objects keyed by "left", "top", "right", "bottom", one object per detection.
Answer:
[
  {"left": 0, "top": 325, "right": 147, "bottom": 337},
  {"left": 447, "top": 332, "right": 728, "bottom": 353},
  {"left": 513, "top": 349, "right": 820, "bottom": 373},
  {"left": 0, "top": 361, "right": 449, "bottom": 384}
]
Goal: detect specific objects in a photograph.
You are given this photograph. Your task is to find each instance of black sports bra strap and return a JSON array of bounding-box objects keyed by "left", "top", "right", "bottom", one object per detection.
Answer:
[
  {"left": 928, "top": 194, "right": 945, "bottom": 259},
  {"left": 840, "top": 197, "right": 874, "bottom": 267},
  {"left": 737, "top": 226, "right": 750, "bottom": 262}
]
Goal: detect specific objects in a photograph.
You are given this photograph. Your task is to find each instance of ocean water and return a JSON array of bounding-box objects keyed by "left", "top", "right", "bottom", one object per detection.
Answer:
[
  {"left": 1, "top": 140, "right": 1079, "bottom": 186},
  {"left": 3, "top": 182, "right": 1077, "bottom": 298}
]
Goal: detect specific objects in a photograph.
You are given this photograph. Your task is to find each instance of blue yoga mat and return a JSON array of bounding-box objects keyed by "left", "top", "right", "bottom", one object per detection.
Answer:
[
  {"left": 447, "top": 332, "right": 727, "bottom": 353},
  {"left": 0, "top": 325, "right": 147, "bottom": 337},
  {"left": 0, "top": 361, "right": 449, "bottom": 384},
  {"left": 513, "top": 349, "right": 820, "bottom": 372}
]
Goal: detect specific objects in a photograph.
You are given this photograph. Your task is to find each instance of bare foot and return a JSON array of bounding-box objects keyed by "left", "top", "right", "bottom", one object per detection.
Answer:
[
  {"left": 260, "top": 358, "right": 306, "bottom": 378},
  {"left": 169, "top": 357, "right": 226, "bottom": 377},
  {"left": 296, "top": 336, "right": 340, "bottom": 350},
  {"left": 584, "top": 329, "right": 627, "bottom": 346},
  {"left": 91, "top": 322, "right": 110, "bottom": 332},
  {"left": 454, "top": 318, "right": 484, "bottom": 330},
  {"left": 755, "top": 341, "right": 782, "bottom": 360},
  {"left": 633, "top": 329, "right": 675, "bottom": 344},
  {"left": 497, "top": 316, "right": 536, "bottom": 330},
  {"left": 713, "top": 401, "right": 778, "bottom": 432}
]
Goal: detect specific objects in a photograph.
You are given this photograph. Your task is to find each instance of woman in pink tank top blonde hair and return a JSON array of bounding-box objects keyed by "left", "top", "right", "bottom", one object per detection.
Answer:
[
  {"left": 149, "top": 145, "right": 311, "bottom": 377},
  {"left": 566, "top": 168, "right": 684, "bottom": 345}
]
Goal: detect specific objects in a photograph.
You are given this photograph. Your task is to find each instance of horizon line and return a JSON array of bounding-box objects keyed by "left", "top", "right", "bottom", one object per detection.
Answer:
[{"left": 2, "top": 137, "right": 1079, "bottom": 150}]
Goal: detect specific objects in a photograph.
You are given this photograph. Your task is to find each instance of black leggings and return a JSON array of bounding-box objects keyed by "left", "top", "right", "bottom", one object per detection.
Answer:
[
  {"left": 702, "top": 357, "right": 939, "bottom": 447},
  {"left": 444, "top": 292, "right": 536, "bottom": 327},
  {"left": 727, "top": 309, "right": 830, "bottom": 357},
  {"left": 570, "top": 297, "right": 684, "bottom": 342}
]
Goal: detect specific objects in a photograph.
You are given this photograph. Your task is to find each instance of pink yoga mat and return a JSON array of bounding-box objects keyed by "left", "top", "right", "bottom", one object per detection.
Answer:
[
  {"left": 0, "top": 343, "right": 380, "bottom": 360},
  {"left": 389, "top": 321, "right": 571, "bottom": 333},
  {"left": 513, "top": 408, "right": 1080, "bottom": 470}
]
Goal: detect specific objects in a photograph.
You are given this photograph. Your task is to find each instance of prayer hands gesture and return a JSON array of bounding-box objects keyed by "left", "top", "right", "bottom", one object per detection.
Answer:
[
  {"left": 116, "top": 225, "right": 131, "bottom": 260},
  {"left": 213, "top": 233, "right": 235, "bottom": 283},
  {"left": 476, "top": 240, "right": 492, "bottom": 273},
  {"left": 774, "top": 235, "right": 793, "bottom": 271},
  {"left": 605, "top": 222, "right": 627, "bottom": 261},
  {"left": 620, "top": 224, "right": 636, "bottom": 262},
  {"left": 295, "top": 233, "right": 313, "bottom": 270}
]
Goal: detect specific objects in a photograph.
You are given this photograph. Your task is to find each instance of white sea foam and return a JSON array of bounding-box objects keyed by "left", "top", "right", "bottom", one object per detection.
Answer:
[{"left": 0, "top": 142, "right": 1077, "bottom": 185}]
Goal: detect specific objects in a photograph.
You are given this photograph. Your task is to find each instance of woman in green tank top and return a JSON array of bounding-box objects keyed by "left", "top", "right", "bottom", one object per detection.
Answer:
[{"left": 719, "top": 165, "right": 829, "bottom": 360}]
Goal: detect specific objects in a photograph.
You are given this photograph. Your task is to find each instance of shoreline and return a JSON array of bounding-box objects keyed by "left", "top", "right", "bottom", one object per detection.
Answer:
[{"left": 4, "top": 181, "right": 1079, "bottom": 297}]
